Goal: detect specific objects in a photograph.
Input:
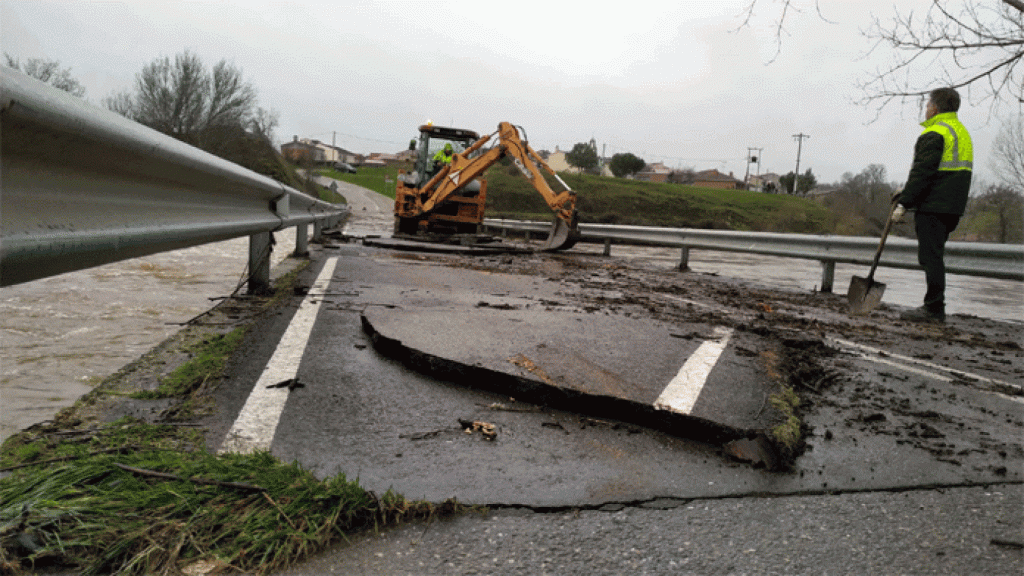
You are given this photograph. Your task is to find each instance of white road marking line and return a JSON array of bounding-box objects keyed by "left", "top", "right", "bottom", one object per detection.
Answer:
[
  {"left": 219, "top": 257, "right": 340, "bottom": 454},
  {"left": 828, "top": 337, "right": 1022, "bottom": 392},
  {"left": 654, "top": 326, "right": 733, "bottom": 414}
]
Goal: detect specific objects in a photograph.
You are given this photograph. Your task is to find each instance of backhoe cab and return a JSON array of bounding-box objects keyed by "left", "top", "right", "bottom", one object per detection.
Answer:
[{"left": 394, "top": 122, "right": 580, "bottom": 251}]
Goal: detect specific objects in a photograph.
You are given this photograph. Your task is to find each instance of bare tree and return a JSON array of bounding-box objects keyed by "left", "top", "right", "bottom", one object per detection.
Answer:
[
  {"left": 251, "top": 107, "right": 279, "bottom": 144},
  {"left": 991, "top": 115, "right": 1024, "bottom": 190},
  {"left": 739, "top": 1, "right": 1024, "bottom": 110},
  {"left": 207, "top": 60, "right": 257, "bottom": 129},
  {"left": 4, "top": 54, "right": 86, "bottom": 97},
  {"left": 970, "top": 182, "right": 1024, "bottom": 242},
  {"left": 105, "top": 50, "right": 260, "bottom": 147}
]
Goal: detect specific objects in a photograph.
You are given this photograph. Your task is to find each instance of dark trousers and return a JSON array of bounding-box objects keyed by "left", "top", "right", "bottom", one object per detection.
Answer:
[{"left": 915, "top": 211, "right": 961, "bottom": 312}]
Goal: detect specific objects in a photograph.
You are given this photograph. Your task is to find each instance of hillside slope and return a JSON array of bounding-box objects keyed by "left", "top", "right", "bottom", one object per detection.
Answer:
[{"left": 484, "top": 166, "right": 837, "bottom": 234}]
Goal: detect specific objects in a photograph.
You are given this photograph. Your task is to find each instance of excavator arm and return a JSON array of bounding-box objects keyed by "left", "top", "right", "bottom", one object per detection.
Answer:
[{"left": 406, "top": 122, "right": 580, "bottom": 251}]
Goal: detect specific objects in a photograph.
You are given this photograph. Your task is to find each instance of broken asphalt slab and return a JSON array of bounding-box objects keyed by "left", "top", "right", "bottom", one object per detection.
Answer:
[
  {"left": 355, "top": 221, "right": 789, "bottom": 459},
  {"left": 360, "top": 306, "right": 789, "bottom": 461}
]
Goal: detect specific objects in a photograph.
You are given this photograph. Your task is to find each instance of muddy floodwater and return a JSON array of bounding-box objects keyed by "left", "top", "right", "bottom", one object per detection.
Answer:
[
  {"left": 1, "top": 234, "right": 297, "bottom": 442},
  {"left": 2, "top": 228, "right": 1021, "bottom": 443}
]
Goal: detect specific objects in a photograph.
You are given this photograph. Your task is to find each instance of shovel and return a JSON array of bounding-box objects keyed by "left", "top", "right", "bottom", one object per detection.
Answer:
[{"left": 848, "top": 206, "right": 897, "bottom": 315}]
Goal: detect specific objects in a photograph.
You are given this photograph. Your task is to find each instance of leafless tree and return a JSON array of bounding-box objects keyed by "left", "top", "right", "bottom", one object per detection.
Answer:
[
  {"left": 991, "top": 115, "right": 1024, "bottom": 190},
  {"left": 105, "top": 50, "right": 260, "bottom": 147},
  {"left": 739, "top": 1, "right": 1024, "bottom": 110},
  {"left": 4, "top": 54, "right": 86, "bottom": 97},
  {"left": 251, "top": 107, "right": 280, "bottom": 144},
  {"left": 971, "top": 183, "right": 1024, "bottom": 242}
]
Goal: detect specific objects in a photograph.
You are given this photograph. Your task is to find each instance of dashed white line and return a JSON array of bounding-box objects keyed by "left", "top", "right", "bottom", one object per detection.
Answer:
[
  {"left": 218, "top": 257, "right": 339, "bottom": 454},
  {"left": 654, "top": 326, "right": 733, "bottom": 414},
  {"left": 828, "top": 336, "right": 1024, "bottom": 404},
  {"left": 828, "top": 337, "right": 1021, "bottom": 391}
]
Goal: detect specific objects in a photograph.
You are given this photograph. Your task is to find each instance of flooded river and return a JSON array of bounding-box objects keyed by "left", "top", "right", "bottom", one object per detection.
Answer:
[
  {"left": 1, "top": 234, "right": 297, "bottom": 442},
  {"left": 2, "top": 199, "right": 1021, "bottom": 443}
]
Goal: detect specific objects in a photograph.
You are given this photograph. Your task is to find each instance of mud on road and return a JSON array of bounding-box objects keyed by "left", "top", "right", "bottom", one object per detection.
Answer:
[{"left": 372, "top": 242, "right": 1023, "bottom": 487}]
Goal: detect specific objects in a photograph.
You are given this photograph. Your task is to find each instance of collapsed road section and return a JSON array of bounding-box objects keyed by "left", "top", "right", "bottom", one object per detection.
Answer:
[
  {"left": 360, "top": 306, "right": 791, "bottom": 468},
  {"left": 248, "top": 239, "right": 1021, "bottom": 507}
]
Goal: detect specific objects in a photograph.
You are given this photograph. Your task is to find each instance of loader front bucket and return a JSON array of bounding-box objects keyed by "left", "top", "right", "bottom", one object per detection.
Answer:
[{"left": 540, "top": 212, "right": 580, "bottom": 252}]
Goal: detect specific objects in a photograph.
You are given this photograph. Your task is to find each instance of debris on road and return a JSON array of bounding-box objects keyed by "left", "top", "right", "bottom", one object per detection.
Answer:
[
  {"left": 266, "top": 378, "right": 305, "bottom": 391},
  {"left": 459, "top": 419, "right": 497, "bottom": 440}
]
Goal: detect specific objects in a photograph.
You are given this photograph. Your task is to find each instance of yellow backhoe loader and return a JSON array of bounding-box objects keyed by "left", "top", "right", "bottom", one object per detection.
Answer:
[{"left": 394, "top": 122, "right": 580, "bottom": 251}]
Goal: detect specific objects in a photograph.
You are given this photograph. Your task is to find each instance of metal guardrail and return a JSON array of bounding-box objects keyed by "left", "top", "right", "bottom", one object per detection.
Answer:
[
  {"left": 1, "top": 67, "right": 346, "bottom": 289},
  {"left": 483, "top": 219, "right": 1024, "bottom": 291}
]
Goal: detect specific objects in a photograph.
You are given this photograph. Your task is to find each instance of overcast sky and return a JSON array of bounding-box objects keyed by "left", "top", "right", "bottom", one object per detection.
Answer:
[{"left": 2, "top": 0, "right": 1018, "bottom": 185}]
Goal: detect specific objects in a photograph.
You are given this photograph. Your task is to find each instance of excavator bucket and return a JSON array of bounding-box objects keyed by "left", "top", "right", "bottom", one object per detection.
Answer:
[{"left": 540, "top": 212, "right": 581, "bottom": 251}]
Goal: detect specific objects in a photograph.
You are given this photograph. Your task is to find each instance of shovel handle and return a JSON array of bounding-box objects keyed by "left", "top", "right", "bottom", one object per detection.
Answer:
[{"left": 866, "top": 206, "right": 896, "bottom": 282}]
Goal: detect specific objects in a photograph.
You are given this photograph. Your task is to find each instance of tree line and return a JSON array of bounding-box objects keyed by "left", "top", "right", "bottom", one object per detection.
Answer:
[{"left": 3, "top": 50, "right": 306, "bottom": 192}]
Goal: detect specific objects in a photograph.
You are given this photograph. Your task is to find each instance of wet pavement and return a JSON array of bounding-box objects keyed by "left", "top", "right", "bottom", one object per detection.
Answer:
[
  {"left": 28, "top": 178, "right": 1020, "bottom": 574},
  {"left": 207, "top": 239, "right": 1021, "bottom": 507},
  {"left": 205, "top": 229, "right": 1022, "bottom": 574}
]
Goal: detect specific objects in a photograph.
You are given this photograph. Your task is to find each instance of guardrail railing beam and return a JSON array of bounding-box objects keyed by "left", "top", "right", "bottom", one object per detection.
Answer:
[
  {"left": 1, "top": 66, "right": 347, "bottom": 287},
  {"left": 483, "top": 219, "right": 1024, "bottom": 283}
]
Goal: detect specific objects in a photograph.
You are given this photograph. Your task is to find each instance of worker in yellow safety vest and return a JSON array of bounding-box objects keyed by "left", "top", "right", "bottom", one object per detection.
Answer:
[
  {"left": 893, "top": 87, "right": 973, "bottom": 323},
  {"left": 432, "top": 143, "right": 454, "bottom": 171}
]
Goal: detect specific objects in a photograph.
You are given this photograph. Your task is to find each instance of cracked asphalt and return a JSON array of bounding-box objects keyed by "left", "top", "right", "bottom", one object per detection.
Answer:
[
  {"left": 207, "top": 181, "right": 1022, "bottom": 574},
  {"left": 274, "top": 485, "right": 1021, "bottom": 576}
]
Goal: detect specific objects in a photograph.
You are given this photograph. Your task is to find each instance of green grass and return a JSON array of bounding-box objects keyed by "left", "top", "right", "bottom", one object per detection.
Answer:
[
  {"left": 319, "top": 164, "right": 411, "bottom": 200},
  {"left": 0, "top": 419, "right": 461, "bottom": 576},
  {"left": 131, "top": 329, "right": 246, "bottom": 401},
  {"left": 483, "top": 166, "right": 838, "bottom": 233}
]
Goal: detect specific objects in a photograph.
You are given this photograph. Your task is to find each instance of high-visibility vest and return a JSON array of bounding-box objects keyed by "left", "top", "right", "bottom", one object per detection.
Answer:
[
  {"left": 433, "top": 149, "right": 453, "bottom": 164},
  {"left": 920, "top": 112, "right": 973, "bottom": 171}
]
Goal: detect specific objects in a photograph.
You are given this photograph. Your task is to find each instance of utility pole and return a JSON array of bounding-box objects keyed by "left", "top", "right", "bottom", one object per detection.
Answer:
[
  {"left": 744, "top": 147, "right": 763, "bottom": 189},
  {"left": 792, "top": 133, "right": 810, "bottom": 193}
]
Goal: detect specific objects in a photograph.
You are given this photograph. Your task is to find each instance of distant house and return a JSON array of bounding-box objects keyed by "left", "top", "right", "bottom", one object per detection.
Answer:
[
  {"left": 281, "top": 136, "right": 357, "bottom": 165},
  {"left": 365, "top": 152, "right": 404, "bottom": 167},
  {"left": 635, "top": 162, "right": 671, "bottom": 183},
  {"left": 693, "top": 169, "right": 744, "bottom": 190},
  {"left": 281, "top": 137, "right": 319, "bottom": 163},
  {"left": 545, "top": 146, "right": 578, "bottom": 173},
  {"left": 749, "top": 172, "right": 782, "bottom": 193}
]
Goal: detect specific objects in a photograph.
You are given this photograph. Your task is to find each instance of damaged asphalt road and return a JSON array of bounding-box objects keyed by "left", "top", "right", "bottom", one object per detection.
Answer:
[
  {"left": 209, "top": 181, "right": 1020, "bottom": 574},
  {"left": 204, "top": 237, "right": 1022, "bottom": 511}
]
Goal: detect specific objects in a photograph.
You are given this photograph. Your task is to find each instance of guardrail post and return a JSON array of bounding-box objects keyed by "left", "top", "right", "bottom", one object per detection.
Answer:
[
  {"left": 820, "top": 260, "right": 835, "bottom": 293},
  {"left": 313, "top": 219, "right": 324, "bottom": 242},
  {"left": 603, "top": 238, "right": 612, "bottom": 257},
  {"left": 248, "top": 232, "right": 273, "bottom": 294},
  {"left": 294, "top": 224, "right": 309, "bottom": 257},
  {"left": 678, "top": 247, "right": 690, "bottom": 271}
]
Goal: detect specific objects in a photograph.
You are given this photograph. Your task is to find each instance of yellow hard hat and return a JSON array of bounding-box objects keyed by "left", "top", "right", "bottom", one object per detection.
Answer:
[{"left": 444, "top": 143, "right": 453, "bottom": 152}]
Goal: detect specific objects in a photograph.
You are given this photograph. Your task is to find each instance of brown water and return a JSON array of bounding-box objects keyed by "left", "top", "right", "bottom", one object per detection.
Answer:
[{"left": 1, "top": 234, "right": 297, "bottom": 442}]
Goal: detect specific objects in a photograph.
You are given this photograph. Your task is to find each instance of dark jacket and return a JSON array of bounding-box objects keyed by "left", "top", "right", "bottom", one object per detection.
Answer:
[{"left": 898, "top": 126, "right": 972, "bottom": 216}]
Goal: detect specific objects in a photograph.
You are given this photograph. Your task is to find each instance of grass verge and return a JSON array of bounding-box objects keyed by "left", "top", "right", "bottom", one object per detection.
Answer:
[
  {"left": 0, "top": 419, "right": 463, "bottom": 576},
  {"left": 319, "top": 165, "right": 410, "bottom": 200},
  {"left": 131, "top": 329, "right": 246, "bottom": 401},
  {"left": 0, "top": 259, "right": 467, "bottom": 575}
]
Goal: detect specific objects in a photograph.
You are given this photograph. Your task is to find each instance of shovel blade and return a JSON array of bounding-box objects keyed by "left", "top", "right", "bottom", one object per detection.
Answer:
[
  {"left": 539, "top": 214, "right": 580, "bottom": 252},
  {"left": 847, "top": 275, "right": 886, "bottom": 315}
]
